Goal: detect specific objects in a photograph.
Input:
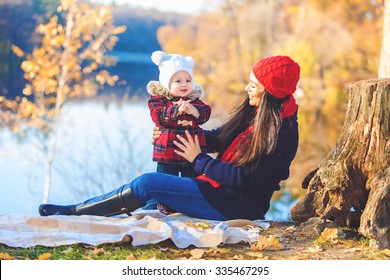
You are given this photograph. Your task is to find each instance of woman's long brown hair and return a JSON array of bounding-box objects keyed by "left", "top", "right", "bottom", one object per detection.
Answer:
[{"left": 217, "top": 90, "right": 284, "bottom": 168}]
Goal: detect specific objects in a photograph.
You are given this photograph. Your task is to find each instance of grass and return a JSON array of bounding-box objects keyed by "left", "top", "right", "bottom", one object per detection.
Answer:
[
  {"left": 1, "top": 222, "right": 389, "bottom": 260},
  {"left": 0, "top": 240, "right": 260, "bottom": 260},
  {"left": 0, "top": 241, "right": 179, "bottom": 260}
]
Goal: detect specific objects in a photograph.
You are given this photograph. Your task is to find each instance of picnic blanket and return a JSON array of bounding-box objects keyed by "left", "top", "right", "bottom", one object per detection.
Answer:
[{"left": 0, "top": 210, "right": 269, "bottom": 248}]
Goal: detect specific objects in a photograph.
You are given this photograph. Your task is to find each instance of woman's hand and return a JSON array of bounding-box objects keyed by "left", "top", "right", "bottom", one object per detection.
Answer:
[
  {"left": 174, "top": 130, "right": 202, "bottom": 163},
  {"left": 152, "top": 126, "right": 161, "bottom": 145}
]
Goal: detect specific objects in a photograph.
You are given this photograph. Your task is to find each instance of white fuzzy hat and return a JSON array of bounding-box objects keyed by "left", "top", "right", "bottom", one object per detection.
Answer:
[{"left": 151, "top": 51, "right": 195, "bottom": 90}]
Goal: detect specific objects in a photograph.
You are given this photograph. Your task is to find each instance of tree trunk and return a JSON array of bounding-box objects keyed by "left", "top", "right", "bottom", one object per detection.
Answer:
[
  {"left": 42, "top": 157, "right": 52, "bottom": 204},
  {"left": 378, "top": 0, "right": 390, "bottom": 78},
  {"left": 291, "top": 79, "right": 390, "bottom": 248}
]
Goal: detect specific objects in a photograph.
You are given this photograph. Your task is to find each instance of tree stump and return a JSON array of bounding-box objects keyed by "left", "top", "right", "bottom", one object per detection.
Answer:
[{"left": 291, "top": 79, "right": 390, "bottom": 248}]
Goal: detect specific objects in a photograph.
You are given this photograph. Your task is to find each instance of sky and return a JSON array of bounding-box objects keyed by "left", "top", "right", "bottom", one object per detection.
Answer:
[{"left": 92, "top": 0, "right": 221, "bottom": 14}]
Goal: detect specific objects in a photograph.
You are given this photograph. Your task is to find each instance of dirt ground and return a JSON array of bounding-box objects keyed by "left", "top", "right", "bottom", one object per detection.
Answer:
[
  {"left": 232, "top": 220, "right": 390, "bottom": 260},
  {"left": 165, "top": 219, "right": 390, "bottom": 260},
  {"left": 1, "top": 218, "right": 389, "bottom": 260}
]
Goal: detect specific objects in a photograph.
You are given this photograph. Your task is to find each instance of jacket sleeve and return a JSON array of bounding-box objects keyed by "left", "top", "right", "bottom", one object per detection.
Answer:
[
  {"left": 192, "top": 125, "right": 298, "bottom": 191},
  {"left": 148, "top": 96, "right": 181, "bottom": 127},
  {"left": 191, "top": 99, "right": 211, "bottom": 125}
]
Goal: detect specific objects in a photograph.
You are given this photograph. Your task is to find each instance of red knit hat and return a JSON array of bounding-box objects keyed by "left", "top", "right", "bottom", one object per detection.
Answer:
[{"left": 252, "top": 55, "right": 300, "bottom": 99}]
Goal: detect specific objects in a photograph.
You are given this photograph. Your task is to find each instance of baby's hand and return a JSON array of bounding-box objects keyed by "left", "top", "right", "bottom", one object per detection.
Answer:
[
  {"left": 178, "top": 101, "right": 189, "bottom": 114},
  {"left": 182, "top": 101, "right": 200, "bottom": 118}
]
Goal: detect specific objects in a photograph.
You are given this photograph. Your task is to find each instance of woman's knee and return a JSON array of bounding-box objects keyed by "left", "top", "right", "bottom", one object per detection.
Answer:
[{"left": 130, "top": 172, "right": 161, "bottom": 194}]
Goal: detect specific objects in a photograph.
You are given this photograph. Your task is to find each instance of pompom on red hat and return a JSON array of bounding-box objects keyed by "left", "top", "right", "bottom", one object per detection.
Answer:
[{"left": 252, "top": 55, "right": 300, "bottom": 99}]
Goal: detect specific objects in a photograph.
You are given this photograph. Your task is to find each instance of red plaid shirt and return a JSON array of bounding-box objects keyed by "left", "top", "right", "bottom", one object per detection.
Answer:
[{"left": 148, "top": 95, "right": 211, "bottom": 165}]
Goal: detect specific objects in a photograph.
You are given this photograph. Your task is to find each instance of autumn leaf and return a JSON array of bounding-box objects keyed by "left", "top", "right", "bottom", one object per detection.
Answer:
[
  {"left": 113, "top": 26, "right": 127, "bottom": 35},
  {"left": 251, "top": 235, "right": 283, "bottom": 251},
  {"left": 382, "top": 249, "right": 390, "bottom": 257},
  {"left": 190, "top": 249, "right": 205, "bottom": 259},
  {"left": 91, "top": 248, "right": 105, "bottom": 256},
  {"left": 11, "top": 45, "right": 25, "bottom": 57},
  {"left": 0, "top": 253, "right": 15, "bottom": 260},
  {"left": 305, "top": 245, "right": 323, "bottom": 253},
  {"left": 0, "top": 0, "right": 124, "bottom": 146},
  {"left": 346, "top": 247, "right": 362, "bottom": 253},
  {"left": 284, "top": 226, "right": 296, "bottom": 232},
  {"left": 233, "top": 254, "right": 244, "bottom": 260},
  {"left": 193, "top": 221, "right": 212, "bottom": 230},
  {"left": 38, "top": 252, "right": 52, "bottom": 260},
  {"left": 316, "top": 228, "right": 345, "bottom": 244},
  {"left": 21, "top": 61, "right": 35, "bottom": 73},
  {"left": 245, "top": 251, "right": 265, "bottom": 258},
  {"left": 185, "top": 219, "right": 213, "bottom": 230}
]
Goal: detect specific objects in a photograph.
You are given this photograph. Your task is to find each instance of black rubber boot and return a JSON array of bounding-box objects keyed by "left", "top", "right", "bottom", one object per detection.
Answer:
[{"left": 39, "top": 185, "right": 142, "bottom": 217}]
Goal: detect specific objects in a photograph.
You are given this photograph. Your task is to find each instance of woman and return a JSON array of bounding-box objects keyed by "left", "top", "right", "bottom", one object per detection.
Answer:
[{"left": 39, "top": 55, "right": 300, "bottom": 221}]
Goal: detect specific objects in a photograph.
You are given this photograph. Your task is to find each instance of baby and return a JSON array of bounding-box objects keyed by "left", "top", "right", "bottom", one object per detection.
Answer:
[
  {"left": 147, "top": 50, "right": 211, "bottom": 176},
  {"left": 147, "top": 50, "right": 211, "bottom": 214}
]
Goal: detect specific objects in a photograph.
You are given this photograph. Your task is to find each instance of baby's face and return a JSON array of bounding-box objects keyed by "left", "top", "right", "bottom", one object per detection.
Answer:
[{"left": 169, "top": 70, "right": 193, "bottom": 97}]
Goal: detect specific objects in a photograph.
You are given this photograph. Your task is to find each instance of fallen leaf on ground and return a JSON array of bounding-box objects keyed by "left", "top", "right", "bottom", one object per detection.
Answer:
[
  {"left": 305, "top": 246, "right": 323, "bottom": 253},
  {"left": 61, "top": 247, "right": 74, "bottom": 254},
  {"left": 159, "top": 247, "right": 169, "bottom": 251},
  {"left": 233, "top": 254, "right": 244, "bottom": 260},
  {"left": 38, "top": 252, "right": 52, "bottom": 260},
  {"left": 346, "top": 247, "right": 362, "bottom": 253},
  {"left": 91, "top": 248, "right": 105, "bottom": 256},
  {"left": 285, "top": 226, "right": 296, "bottom": 231},
  {"left": 193, "top": 221, "right": 212, "bottom": 229},
  {"left": 245, "top": 251, "right": 266, "bottom": 259},
  {"left": 185, "top": 220, "right": 213, "bottom": 230},
  {"left": 190, "top": 248, "right": 205, "bottom": 259},
  {"left": 126, "top": 255, "right": 137, "bottom": 260},
  {"left": 251, "top": 235, "right": 283, "bottom": 251},
  {"left": 316, "top": 228, "right": 345, "bottom": 244},
  {"left": 381, "top": 249, "right": 390, "bottom": 257},
  {"left": 0, "top": 252, "right": 15, "bottom": 260}
]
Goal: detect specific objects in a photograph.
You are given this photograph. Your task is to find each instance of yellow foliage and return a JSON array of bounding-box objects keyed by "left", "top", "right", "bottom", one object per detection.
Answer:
[
  {"left": 11, "top": 45, "right": 25, "bottom": 57},
  {"left": 185, "top": 219, "right": 213, "bottom": 230},
  {"left": 59, "top": 0, "right": 72, "bottom": 11},
  {"left": 2, "top": 0, "right": 125, "bottom": 136},
  {"left": 18, "top": 99, "right": 36, "bottom": 118},
  {"left": 316, "top": 228, "right": 345, "bottom": 245},
  {"left": 21, "top": 61, "right": 35, "bottom": 73},
  {"left": 91, "top": 248, "right": 105, "bottom": 256},
  {"left": 0, "top": 253, "right": 15, "bottom": 260},
  {"left": 22, "top": 86, "right": 32, "bottom": 96},
  {"left": 190, "top": 249, "right": 205, "bottom": 259},
  {"left": 113, "top": 26, "right": 127, "bottom": 35},
  {"left": 38, "top": 252, "right": 52, "bottom": 260},
  {"left": 155, "top": 0, "right": 383, "bottom": 155},
  {"left": 251, "top": 235, "right": 283, "bottom": 251},
  {"left": 193, "top": 221, "right": 212, "bottom": 230}
]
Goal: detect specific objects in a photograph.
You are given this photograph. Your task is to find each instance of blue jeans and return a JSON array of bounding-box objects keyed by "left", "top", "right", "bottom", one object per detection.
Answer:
[
  {"left": 129, "top": 172, "right": 226, "bottom": 220},
  {"left": 143, "top": 163, "right": 196, "bottom": 210}
]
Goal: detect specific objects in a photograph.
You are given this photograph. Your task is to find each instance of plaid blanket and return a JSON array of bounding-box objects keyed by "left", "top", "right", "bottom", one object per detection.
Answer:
[{"left": 0, "top": 210, "right": 269, "bottom": 248}]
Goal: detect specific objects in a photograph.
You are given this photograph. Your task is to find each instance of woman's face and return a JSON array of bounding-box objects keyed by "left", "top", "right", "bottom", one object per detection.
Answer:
[
  {"left": 169, "top": 70, "right": 193, "bottom": 97},
  {"left": 245, "top": 71, "right": 265, "bottom": 107}
]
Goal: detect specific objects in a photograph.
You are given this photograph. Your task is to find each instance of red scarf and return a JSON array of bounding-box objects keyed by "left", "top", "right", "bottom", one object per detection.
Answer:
[
  {"left": 281, "top": 95, "right": 298, "bottom": 119},
  {"left": 196, "top": 95, "right": 297, "bottom": 188}
]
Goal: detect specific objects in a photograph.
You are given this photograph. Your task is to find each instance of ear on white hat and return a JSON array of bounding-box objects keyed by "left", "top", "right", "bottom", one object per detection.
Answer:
[
  {"left": 184, "top": 56, "right": 195, "bottom": 68},
  {"left": 151, "top": 51, "right": 167, "bottom": 66}
]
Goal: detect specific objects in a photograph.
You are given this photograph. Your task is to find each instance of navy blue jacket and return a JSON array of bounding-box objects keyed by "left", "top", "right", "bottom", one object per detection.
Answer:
[{"left": 191, "top": 113, "right": 299, "bottom": 220}]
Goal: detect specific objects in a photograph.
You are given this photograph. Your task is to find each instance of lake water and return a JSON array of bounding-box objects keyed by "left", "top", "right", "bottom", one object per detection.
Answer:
[{"left": 0, "top": 100, "right": 294, "bottom": 220}]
